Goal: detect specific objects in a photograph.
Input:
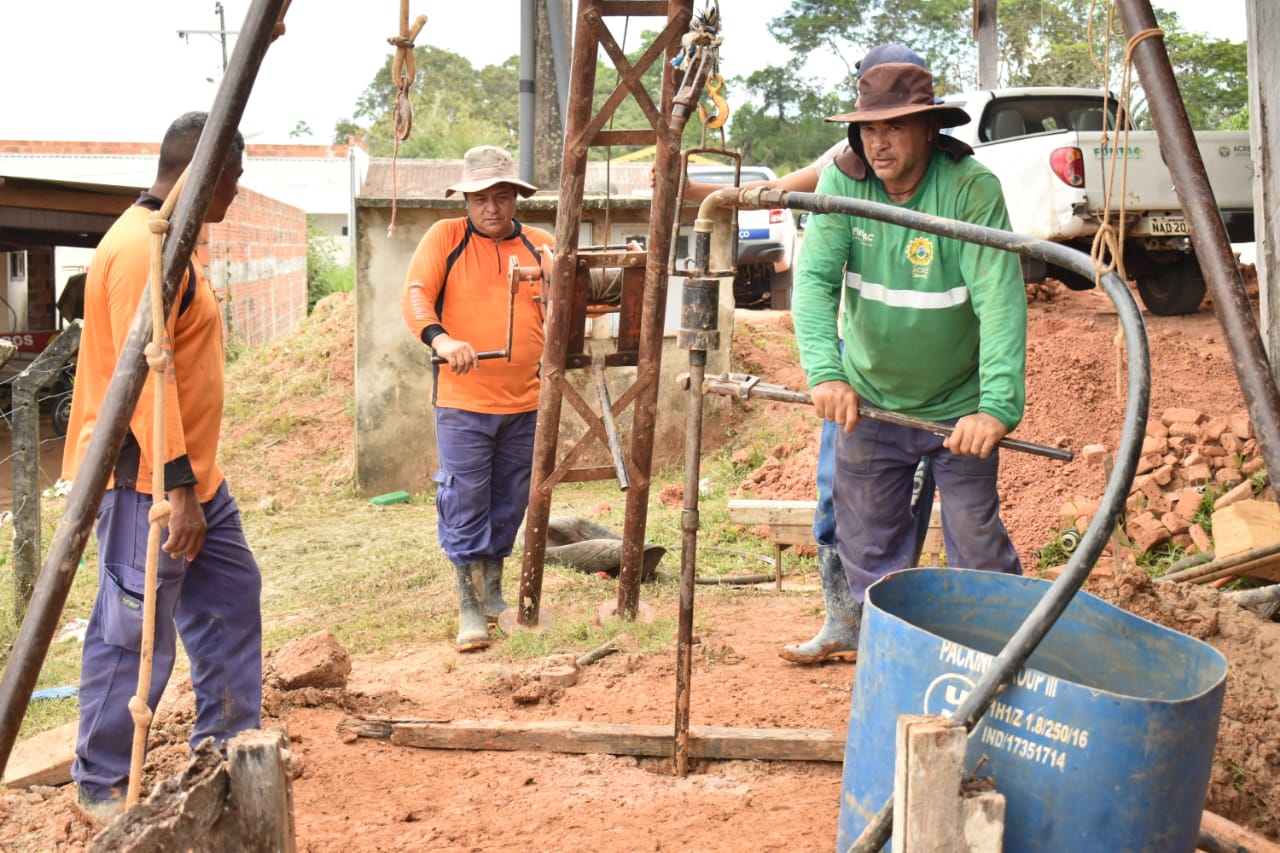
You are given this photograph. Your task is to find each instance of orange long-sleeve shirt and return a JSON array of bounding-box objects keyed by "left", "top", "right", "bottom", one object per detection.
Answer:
[
  {"left": 62, "top": 200, "right": 227, "bottom": 502},
  {"left": 402, "top": 217, "right": 553, "bottom": 414}
]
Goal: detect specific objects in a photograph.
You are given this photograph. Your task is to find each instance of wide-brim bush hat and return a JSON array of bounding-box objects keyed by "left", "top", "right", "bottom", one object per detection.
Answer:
[
  {"left": 446, "top": 145, "right": 538, "bottom": 198},
  {"left": 826, "top": 61, "right": 970, "bottom": 128}
]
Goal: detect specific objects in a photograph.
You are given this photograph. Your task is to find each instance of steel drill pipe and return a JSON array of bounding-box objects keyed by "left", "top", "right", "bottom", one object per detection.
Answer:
[
  {"left": 0, "top": 0, "right": 291, "bottom": 778},
  {"left": 1117, "top": 0, "right": 1280, "bottom": 510},
  {"left": 721, "top": 186, "right": 1149, "bottom": 853}
]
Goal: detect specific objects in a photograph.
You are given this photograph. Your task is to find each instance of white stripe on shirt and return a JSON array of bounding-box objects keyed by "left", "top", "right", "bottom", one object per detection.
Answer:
[{"left": 844, "top": 271, "right": 971, "bottom": 309}]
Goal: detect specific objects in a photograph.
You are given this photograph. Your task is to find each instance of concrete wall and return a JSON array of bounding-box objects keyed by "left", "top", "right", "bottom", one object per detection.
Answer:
[{"left": 353, "top": 195, "right": 735, "bottom": 497}]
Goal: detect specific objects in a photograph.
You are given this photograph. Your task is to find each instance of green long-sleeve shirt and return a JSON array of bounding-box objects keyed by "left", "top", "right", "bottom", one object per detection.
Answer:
[{"left": 792, "top": 150, "right": 1027, "bottom": 431}]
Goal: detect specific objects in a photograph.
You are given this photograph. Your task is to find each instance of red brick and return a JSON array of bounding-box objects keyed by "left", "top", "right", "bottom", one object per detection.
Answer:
[
  {"left": 1214, "top": 468, "right": 1242, "bottom": 488},
  {"left": 1151, "top": 464, "right": 1175, "bottom": 487},
  {"left": 1081, "top": 444, "right": 1107, "bottom": 465},
  {"left": 1137, "top": 476, "right": 1165, "bottom": 503},
  {"left": 1220, "top": 432, "right": 1243, "bottom": 455},
  {"left": 1167, "top": 435, "right": 1191, "bottom": 453},
  {"left": 1147, "top": 420, "right": 1170, "bottom": 440},
  {"left": 1168, "top": 421, "right": 1201, "bottom": 438},
  {"left": 1161, "top": 407, "right": 1205, "bottom": 426},
  {"left": 1140, "top": 435, "right": 1168, "bottom": 456},
  {"left": 1127, "top": 513, "right": 1171, "bottom": 552},
  {"left": 1242, "top": 457, "right": 1267, "bottom": 477},
  {"left": 1136, "top": 454, "right": 1162, "bottom": 475},
  {"left": 1182, "top": 463, "right": 1213, "bottom": 484},
  {"left": 1189, "top": 523, "right": 1212, "bottom": 552},
  {"left": 1229, "top": 413, "right": 1253, "bottom": 439},
  {"left": 1172, "top": 489, "right": 1204, "bottom": 519},
  {"left": 1202, "top": 416, "right": 1231, "bottom": 441},
  {"left": 1213, "top": 480, "right": 1255, "bottom": 511},
  {"left": 1161, "top": 512, "right": 1191, "bottom": 535},
  {"left": 1146, "top": 493, "right": 1172, "bottom": 515}
]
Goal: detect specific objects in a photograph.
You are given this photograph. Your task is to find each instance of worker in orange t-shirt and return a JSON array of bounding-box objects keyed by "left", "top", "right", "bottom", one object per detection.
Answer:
[
  {"left": 402, "top": 146, "right": 553, "bottom": 651},
  {"left": 62, "top": 112, "right": 262, "bottom": 826}
]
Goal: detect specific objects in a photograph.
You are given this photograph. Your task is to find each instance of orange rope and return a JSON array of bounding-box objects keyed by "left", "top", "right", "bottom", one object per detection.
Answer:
[{"left": 386, "top": 3, "right": 427, "bottom": 236}]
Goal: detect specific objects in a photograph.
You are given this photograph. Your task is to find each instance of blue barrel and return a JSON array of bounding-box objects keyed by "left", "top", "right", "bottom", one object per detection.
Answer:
[{"left": 838, "top": 568, "right": 1227, "bottom": 853}]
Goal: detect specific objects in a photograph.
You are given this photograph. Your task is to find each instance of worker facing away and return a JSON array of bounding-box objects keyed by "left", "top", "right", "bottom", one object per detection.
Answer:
[{"left": 62, "top": 111, "right": 263, "bottom": 825}]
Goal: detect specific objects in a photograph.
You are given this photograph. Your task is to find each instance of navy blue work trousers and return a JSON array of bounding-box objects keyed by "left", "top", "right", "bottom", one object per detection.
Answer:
[
  {"left": 433, "top": 407, "right": 537, "bottom": 565},
  {"left": 73, "top": 481, "right": 262, "bottom": 800},
  {"left": 833, "top": 413, "right": 1022, "bottom": 600}
]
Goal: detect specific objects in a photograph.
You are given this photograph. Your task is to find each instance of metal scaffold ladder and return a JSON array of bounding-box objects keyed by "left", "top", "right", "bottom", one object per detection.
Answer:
[{"left": 516, "top": 0, "right": 705, "bottom": 626}]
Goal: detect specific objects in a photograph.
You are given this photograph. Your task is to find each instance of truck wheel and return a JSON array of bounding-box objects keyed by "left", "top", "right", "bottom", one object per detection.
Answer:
[
  {"left": 52, "top": 393, "right": 72, "bottom": 438},
  {"left": 732, "top": 264, "right": 773, "bottom": 309},
  {"left": 1137, "top": 256, "right": 1206, "bottom": 316}
]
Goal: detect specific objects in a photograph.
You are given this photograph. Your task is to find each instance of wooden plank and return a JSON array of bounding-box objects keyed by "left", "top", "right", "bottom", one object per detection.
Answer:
[
  {"left": 726, "top": 499, "right": 818, "bottom": 526},
  {"left": 1, "top": 720, "right": 75, "bottom": 788},
  {"left": 963, "top": 792, "right": 1006, "bottom": 853},
  {"left": 894, "top": 714, "right": 966, "bottom": 853},
  {"left": 766, "top": 525, "right": 816, "bottom": 547},
  {"left": 384, "top": 719, "right": 844, "bottom": 763}
]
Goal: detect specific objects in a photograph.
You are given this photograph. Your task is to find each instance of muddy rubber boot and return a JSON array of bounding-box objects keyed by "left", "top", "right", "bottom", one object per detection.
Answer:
[
  {"left": 482, "top": 557, "right": 509, "bottom": 623},
  {"left": 454, "top": 561, "right": 491, "bottom": 651},
  {"left": 779, "top": 545, "right": 862, "bottom": 664}
]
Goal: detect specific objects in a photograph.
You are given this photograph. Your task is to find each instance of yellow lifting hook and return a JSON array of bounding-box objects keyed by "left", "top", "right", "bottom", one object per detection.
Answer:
[{"left": 698, "top": 73, "right": 729, "bottom": 130}]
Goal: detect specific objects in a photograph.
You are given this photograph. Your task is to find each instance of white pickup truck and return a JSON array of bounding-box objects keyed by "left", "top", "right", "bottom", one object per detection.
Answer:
[{"left": 941, "top": 87, "right": 1254, "bottom": 315}]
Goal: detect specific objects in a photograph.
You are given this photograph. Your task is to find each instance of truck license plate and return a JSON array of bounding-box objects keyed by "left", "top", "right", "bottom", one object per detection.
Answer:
[{"left": 1149, "top": 217, "right": 1189, "bottom": 235}]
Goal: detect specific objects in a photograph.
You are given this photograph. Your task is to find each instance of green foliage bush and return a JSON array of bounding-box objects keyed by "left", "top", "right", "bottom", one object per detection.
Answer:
[{"left": 306, "top": 218, "right": 353, "bottom": 313}]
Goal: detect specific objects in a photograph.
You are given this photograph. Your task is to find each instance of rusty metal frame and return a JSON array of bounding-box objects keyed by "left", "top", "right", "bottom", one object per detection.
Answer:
[{"left": 518, "top": 0, "right": 695, "bottom": 627}]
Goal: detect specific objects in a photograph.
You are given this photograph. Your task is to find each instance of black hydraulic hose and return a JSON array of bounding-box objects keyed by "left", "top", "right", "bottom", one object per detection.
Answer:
[{"left": 732, "top": 188, "right": 1151, "bottom": 852}]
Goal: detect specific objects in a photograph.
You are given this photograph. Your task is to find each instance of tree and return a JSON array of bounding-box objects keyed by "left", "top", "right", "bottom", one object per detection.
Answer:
[
  {"left": 349, "top": 45, "right": 519, "bottom": 158},
  {"left": 758, "top": 0, "right": 1247, "bottom": 131},
  {"left": 722, "top": 62, "right": 851, "bottom": 174}
]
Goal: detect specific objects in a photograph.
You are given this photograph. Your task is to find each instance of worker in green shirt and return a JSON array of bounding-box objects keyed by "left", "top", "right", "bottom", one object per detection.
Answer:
[{"left": 792, "top": 51, "right": 1027, "bottom": 650}]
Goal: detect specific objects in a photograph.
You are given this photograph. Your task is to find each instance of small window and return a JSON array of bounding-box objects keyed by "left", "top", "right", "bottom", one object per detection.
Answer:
[{"left": 8, "top": 252, "right": 26, "bottom": 279}]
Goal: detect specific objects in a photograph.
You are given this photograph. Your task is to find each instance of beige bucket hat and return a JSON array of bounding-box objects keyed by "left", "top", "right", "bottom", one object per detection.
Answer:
[{"left": 446, "top": 145, "right": 538, "bottom": 198}]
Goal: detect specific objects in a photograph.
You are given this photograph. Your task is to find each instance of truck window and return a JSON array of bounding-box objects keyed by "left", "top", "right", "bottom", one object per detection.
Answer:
[{"left": 979, "top": 95, "right": 1124, "bottom": 142}]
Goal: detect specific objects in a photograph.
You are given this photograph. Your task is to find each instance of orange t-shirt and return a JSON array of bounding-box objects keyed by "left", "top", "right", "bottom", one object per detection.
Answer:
[
  {"left": 401, "top": 217, "right": 553, "bottom": 414},
  {"left": 62, "top": 203, "right": 227, "bottom": 502}
]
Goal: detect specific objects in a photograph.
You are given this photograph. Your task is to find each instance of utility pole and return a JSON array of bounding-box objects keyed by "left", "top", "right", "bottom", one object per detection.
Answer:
[
  {"left": 974, "top": 0, "right": 998, "bottom": 89},
  {"left": 178, "top": 1, "right": 239, "bottom": 76}
]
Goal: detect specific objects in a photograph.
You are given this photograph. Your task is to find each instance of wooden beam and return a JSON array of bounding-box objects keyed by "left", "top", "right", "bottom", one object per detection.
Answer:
[
  {"left": 341, "top": 717, "right": 845, "bottom": 762},
  {"left": 0, "top": 184, "right": 134, "bottom": 217}
]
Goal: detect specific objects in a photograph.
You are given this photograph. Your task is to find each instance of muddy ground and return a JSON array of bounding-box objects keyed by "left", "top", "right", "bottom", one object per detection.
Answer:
[{"left": 3, "top": 275, "right": 1280, "bottom": 852}]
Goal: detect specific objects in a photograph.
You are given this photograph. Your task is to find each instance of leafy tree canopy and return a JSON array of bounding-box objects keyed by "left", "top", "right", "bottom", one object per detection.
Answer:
[{"left": 338, "top": 1, "right": 1248, "bottom": 166}]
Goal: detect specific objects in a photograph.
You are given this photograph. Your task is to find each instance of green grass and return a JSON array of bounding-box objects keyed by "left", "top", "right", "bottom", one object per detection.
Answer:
[{"left": 0, "top": 447, "right": 796, "bottom": 745}]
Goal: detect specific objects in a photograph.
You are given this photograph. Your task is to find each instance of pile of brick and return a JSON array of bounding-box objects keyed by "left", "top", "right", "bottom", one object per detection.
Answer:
[{"left": 1063, "top": 407, "right": 1268, "bottom": 555}]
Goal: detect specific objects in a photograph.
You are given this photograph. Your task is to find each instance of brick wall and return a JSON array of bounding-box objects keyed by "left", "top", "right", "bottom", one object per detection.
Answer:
[
  {"left": 0, "top": 140, "right": 364, "bottom": 159},
  {"left": 25, "top": 248, "right": 54, "bottom": 329},
  {"left": 207, "top": 187, "right": 307, "bottom": 348}
]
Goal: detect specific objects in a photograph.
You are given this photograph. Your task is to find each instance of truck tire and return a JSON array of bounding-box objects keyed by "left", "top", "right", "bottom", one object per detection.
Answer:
[
  {"left": 732, "top": 263, "right": 773, "bottom": 309},
  {"left": 53, "top": 393, "right": 72, "bottom": 438},
  {"left": 1137, "top": 256, "right": 1206, "bottom": 316}
]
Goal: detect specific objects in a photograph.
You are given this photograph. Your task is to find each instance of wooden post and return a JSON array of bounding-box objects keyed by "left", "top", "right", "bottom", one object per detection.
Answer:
[
  {"left": 892, "top": 714, "right": 1004, "bottom": 853},
  {"left": 1247, "top": 0, "right": 1280, "bottom": 375},
  {"left": 227, "top": 727, "right": 296, "bottom": 852},
  {"left": 974, "top": 0, "right": 999, "bottom": 90}
]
